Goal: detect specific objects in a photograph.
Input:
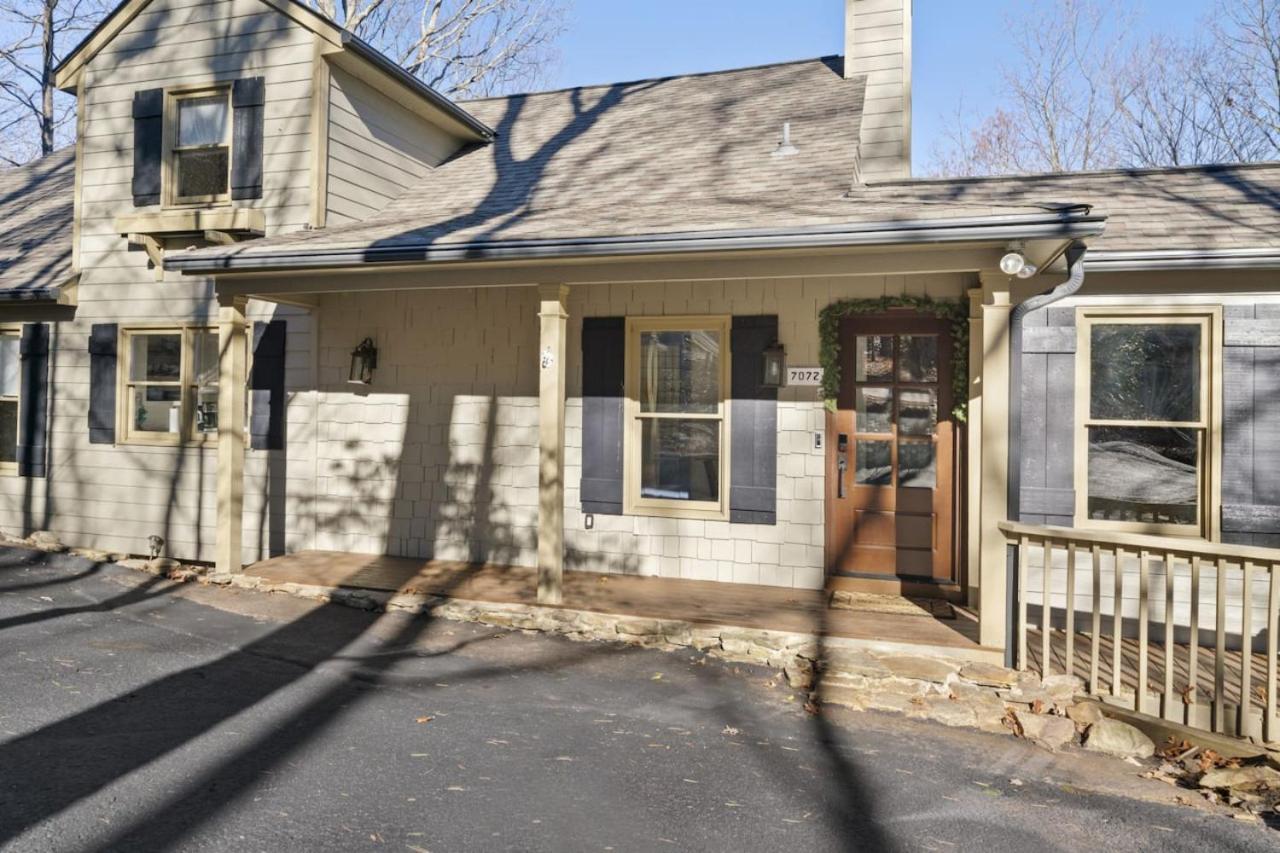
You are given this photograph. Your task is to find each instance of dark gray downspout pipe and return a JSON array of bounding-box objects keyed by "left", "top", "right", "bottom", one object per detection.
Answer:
[{"left": 1004, "top": 242, "right": 1088, "bottom": 668}]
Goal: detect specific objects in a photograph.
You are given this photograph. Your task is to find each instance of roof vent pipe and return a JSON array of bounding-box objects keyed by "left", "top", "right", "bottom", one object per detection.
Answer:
[
  {"left": 773, "top": 122, "right": 799, "bottom": 158},
  {"left": 1004, "top": 242, "right": 1088, "bottom": 668}
]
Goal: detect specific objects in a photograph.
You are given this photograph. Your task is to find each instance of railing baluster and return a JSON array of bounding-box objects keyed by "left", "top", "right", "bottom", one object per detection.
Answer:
[
  {"left": 1042, "top": 540, "right": 1053, "bottom": 678},
  {"left": 1138, "top": 550, "right": 1151, "bottom": 714},
  {"left": 1065, "top": 542, "right": 1077, "bottom": 678},
  {"left": 1215, "top": 559, "right": 1227, "bottom": 734},
  {"left": 1240, "top": 562, "right": 1255, "bottom": 738},
  {"left": 1018, "top": 536, "right": 1029, "bottom": 671},
  {"left": 1189, "top": 555, "right": 1201, "bottom": 717},
  {"left": 1163, "top": 552, "right": 1177, "bottom": 721},
  {"left": 1112, "top": 547, "right": 1125, "bottom": 698},
  {"left": 1267, "top": 565, "right": 1278, "bottom": 744},
  {"left": 1090, "top": 544, "right": 1102, "bottom": 694}
]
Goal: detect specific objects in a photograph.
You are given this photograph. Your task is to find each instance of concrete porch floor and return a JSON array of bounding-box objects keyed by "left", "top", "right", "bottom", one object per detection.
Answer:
[{"left": 248, "top": 551, "right": 991, "bottom": 656}]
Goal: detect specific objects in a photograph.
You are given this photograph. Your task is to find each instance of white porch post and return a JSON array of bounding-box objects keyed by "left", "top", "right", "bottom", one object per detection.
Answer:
[
  {"left": 215, "top": 293, "right": 248, "bottom": 575},
  {"left": 537, "top": 284, "right": 569, "bottom": 604},
  {"left": 977, "top": 273, "right": 1013, "bottom": 650}
]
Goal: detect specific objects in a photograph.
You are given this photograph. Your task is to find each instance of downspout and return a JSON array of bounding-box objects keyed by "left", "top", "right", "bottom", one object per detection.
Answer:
[{"left": 1004, "top": 241, "right": 1088, "bottom": 668}]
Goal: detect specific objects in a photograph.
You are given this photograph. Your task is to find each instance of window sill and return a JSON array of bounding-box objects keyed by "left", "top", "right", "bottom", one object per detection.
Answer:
[
  {"left": 624, "top": 503, "right": 730, "bottom": 522},
  {"left": 114, "top": 208, "right": 265, "bottom": 238}
]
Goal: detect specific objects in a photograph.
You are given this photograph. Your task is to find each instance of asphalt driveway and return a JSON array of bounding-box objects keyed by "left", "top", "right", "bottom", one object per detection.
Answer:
[{"left": 0, "top": 547, "right": 1270, "bottom": 852}]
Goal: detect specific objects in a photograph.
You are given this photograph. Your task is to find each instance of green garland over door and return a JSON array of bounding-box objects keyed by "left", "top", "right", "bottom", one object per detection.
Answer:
[{"left": 817, "top": 295, "right": 970, "bottom": 422}]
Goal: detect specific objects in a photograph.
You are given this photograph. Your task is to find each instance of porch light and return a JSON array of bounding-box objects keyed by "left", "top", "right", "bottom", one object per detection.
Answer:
[
  {"left": 762, "top": 340, "right": 786, "bottom": 388},
  {"left": 348, "top": 338, "right": 378, "bottom": 385},
  {"left": 999, "top": 248, "right": 1028, "bottom": 277}
]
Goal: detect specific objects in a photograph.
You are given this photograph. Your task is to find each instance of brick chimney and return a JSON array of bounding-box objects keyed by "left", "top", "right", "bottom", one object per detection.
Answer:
[{"left": 844, "top": 0, "right": 912, "bottom": 179}]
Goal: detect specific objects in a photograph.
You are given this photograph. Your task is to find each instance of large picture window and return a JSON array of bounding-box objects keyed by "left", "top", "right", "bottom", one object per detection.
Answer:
[
  {"left": 624, "top": 316, "right": 730, "bottom": 519},
  {"left": 1076, "top": 308, "right": 1220, "bottom": 537},
  {"left": 167, "top": 88, "right": 232, "bottom": 205},
  {"left": 120, "top": 328, "right": 224, "bottom": 444}
]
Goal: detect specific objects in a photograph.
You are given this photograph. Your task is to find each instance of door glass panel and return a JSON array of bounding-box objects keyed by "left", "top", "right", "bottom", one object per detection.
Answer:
[
  {"left": 897, "top": 335, "right": 938, "bottom": 383},
  {"left": 1090, "top": 324, "right": 1201, "bottom": 422},
  {"left": 856, "top": 387, "right": 893, "bottom": 434},
  {"left": 640, "top": 418, "right": 720, "bottom": 502},
  {"left": 899, "top": 441, "right": 936, "bottom": 488},
  {"left": 639, "top": 330, "right": 721, "bottom": 414},
  {"left": 899, "top": 389, "right": 937, "bottom": 436},
  {"left": 855, "top": 335, "right": 894, "bottom": 382},
  {"left": 855, "top": 440, "right": 893, "bottom": 486},
  {"left": 1087, "top": 426, "right": 1199, "bottom": 525}
]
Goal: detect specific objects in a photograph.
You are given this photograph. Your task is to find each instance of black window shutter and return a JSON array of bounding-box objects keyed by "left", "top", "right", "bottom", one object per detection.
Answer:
[
  {"left": 231, "top": 77, "right": 265, "bottom": 201},
  {"left": 88, "top": 324, "right": 118, "bottom": 445},
  {"left": 1018, "top": 306, "right": 1076, "bottom": 525},
  {"left": 131, "top": 88, "right": 164, "bottom": 206},
  {"left": 729, "top": 315, "right": 778, "bottom": 525},
  {"left": 18, "top": 324, "right": 49, "bottom": 478},
  {"left": 250, "top": 320, "right": 287, "bottom": 451},
  {"left": 580, "top": 317, "right": 625, "bottom": 515}
]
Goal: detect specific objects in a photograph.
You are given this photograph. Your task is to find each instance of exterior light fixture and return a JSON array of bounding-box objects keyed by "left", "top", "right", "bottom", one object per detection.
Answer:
[
  {"left": 762, "top": 340, "right": 787, "bottom": 388},
  {"left": 999, "top": 248, "right": 1028, "bottom": 277},
  {"left": 1016, "top": 262, "right": 1039, "bottom": 280},
  {"left": 348, "top": 337, "right": 378, "bottom": 385}
]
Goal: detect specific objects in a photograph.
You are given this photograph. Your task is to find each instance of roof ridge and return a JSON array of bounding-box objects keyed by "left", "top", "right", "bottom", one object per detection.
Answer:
[
  {"left": 458, "top": 55, "right": 844, "bottom": 105},
  {"left": 873, "top": 160, "right": 1280, "bottom": 188}
]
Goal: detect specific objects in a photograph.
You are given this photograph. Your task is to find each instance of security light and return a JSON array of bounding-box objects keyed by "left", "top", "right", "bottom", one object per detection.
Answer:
[{"left": 999, "top": 249, "right": 1027, "bottom": 277}]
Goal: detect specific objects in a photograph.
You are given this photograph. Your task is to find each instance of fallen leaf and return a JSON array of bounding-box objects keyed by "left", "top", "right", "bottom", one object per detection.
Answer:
[
  {"left": 416, "top": 716, "right": 434, "bottom": 724},
  {"left": 651, "top": 673, "right": 664, "bottom": 681},
  {"left": 722, "top": 726, "right": 740, "bottom": 736}
]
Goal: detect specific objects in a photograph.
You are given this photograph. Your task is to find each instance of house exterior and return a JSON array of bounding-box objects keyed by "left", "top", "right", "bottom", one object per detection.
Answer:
[{"left": 1, "top": 0, "right": 1278, "bottom": 674}]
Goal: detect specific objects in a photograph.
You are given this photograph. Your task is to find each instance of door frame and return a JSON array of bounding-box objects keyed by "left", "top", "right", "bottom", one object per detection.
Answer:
[{"left": 823, "top": 311, "right": 966, "bottom": 600}]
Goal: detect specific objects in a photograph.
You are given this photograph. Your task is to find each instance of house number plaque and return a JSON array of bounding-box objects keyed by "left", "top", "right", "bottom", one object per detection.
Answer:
[{"left": 786, "top": 366, "right": 824, "bottom": 386}]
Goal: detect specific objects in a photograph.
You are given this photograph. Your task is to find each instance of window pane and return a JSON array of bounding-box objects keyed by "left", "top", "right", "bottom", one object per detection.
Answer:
[
  {"left": 899, "top": 389, "right": 937, "bottom": 436},
  {"left": 856, "top": 387, "right": 893, "bottom": 434},
  {"left": 195, "top": 331, "right": 219, "bottom": 388},
  {"left": 897, "top": 335, "right": 938, "bottom": 383},
  {"left": 1087, "top": 426, "right": 1199, "bottom": 526},
  {"left": 176, "top": 148, "right": 229, "bottom": 198},
  {"left": 178, "top": 96, "right": 228, "bottom": 146},
  {"left": 855, "top": 440, "right": 892, "bottom": 486},
  {"left": 129, "top": 334, "right": 181, "bottom": 381},
  {"left": 1091, "top": 324, "right": 1200, "bottom": 422},
  {"left": 855, "top": 335, "right": 893, "bottom": 382},
  {"left": 639, "top": 330, "right": 720, "bottom": 414},
  {"left": 640, "top": 419, "right": 719, "bottom": 502},
  {"left": 899, "top": 441, "right": 936, "bottom": 488},
  {"left": 0, "top": 335, "right": 18, "bottom": 397},
  {"left": 196, "top": 387, "right": 218, "bottom": 434},
  {"left": 0, "top": 399, "right": 15, "bottom": 464},
  {"left": 131, "top": 386, "right": 181, "bottom": 434}
]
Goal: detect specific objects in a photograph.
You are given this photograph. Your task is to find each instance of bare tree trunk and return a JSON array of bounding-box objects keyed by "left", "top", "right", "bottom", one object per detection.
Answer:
[{"left": 39, "top": 0, "right": 52, "bottom": 156}]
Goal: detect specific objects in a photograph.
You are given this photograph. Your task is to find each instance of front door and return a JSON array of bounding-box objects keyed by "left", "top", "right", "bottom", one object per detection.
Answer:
[{"left": 825, "top": 313, "right": 956, "bottom": 584}]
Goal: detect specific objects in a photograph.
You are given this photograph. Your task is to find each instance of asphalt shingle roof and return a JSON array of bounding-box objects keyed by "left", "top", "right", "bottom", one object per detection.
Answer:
[{"left": 0, "top": 147, "right": 74, "bottom": 298}]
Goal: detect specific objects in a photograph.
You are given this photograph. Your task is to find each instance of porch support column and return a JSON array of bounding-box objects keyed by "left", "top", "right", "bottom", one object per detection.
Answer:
[
  {"left": 977, "top": 273, "right": 1013, "bottom": 650},
  {"left": 215, "top": 293, "right": 249, "bottom": 575},
  {"left": 537, "top": 284, "right": 569, "bottom": 604},
  {"left": 966, "top": 287, "right": 984, "bottom": 611}
]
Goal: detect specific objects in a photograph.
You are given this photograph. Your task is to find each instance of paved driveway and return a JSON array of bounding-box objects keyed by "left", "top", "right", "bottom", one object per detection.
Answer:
[{"left": 0, "top": 548, "right": 1270, "bottom": 852}]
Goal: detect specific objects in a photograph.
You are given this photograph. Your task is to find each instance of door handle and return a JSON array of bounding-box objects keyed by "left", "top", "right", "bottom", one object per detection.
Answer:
[{"left": 837, "top": 455, "right": 848, "bottom": 499}]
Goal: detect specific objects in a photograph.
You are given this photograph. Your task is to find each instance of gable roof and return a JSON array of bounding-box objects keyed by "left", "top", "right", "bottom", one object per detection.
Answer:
[
  {"left": 54, "top": 0, "right": 492, "bottom": 141},
  {"left": 0, "top": 148, "right": 75, "bottom": 301}
]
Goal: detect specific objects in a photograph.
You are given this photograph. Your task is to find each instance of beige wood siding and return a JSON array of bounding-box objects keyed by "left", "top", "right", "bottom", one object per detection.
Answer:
[{"left": 324, "top": 66, "right": 466, "bottom": 225}]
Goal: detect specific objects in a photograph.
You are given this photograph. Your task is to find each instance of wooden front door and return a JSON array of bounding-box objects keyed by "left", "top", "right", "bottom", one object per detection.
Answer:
[{"left": 825, "top": 313, "right": 956, "bottom": 584}]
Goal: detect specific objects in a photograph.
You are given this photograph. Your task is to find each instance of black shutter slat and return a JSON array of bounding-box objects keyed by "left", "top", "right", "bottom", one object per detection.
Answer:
[
  {"left": 231, "top": 77, "right": 265, "bottom": 201},
  {"left": 18, "top": 324, "right": 49, "bottom": 478},
  {"left": 580, "top": 317, "right": 625, "bottom": 515},
  {"left": 250, "top": 320, "right": 286, "bottom": 451},
  {"left": 729, "top": 315, "right": 778, "bottom": 525},
  {"left": 88, "top": 324, "right": 118, "bottom": 445},
  {"left": 131, "top": 88, "right": 164, "bottom": 206}
]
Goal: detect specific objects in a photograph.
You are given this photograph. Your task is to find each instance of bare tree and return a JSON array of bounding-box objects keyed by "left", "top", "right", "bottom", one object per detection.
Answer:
[
  {"left": 1202, "top": 0, "right": 1280, "bottom": 154},
  {"left": 0, "top": 0, "right": 103, "bottom": 166},
  {"left": 304, "top": 0, "right": 567, "bottom": 99}
]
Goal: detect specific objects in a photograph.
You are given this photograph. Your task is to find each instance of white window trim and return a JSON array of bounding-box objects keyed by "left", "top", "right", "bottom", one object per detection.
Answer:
[
  {"left": 118, "top": 326, "right": 227, "bottom": 447},
  {"left": 163, "top": 85, "right": 233, "bottom": 209},
  {"left": 623, "top": 315, "right": 732, "bottom": 521},
  {"left": 1073, "top": 305, "right": 1223, "bottom": 541}
]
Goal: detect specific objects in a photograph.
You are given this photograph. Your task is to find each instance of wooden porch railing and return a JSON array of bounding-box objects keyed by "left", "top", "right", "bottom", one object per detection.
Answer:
[{"left": 999, "top": 521, "right": 1280, "bottom": 743}]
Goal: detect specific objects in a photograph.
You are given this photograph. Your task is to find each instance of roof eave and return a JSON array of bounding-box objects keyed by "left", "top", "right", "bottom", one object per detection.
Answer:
[
  {"left": 1086, "top": 248, "right": 1280, "bottom": 271},
  {"left": 167, "top": 212, "right": 1108, "bottom": 275}
]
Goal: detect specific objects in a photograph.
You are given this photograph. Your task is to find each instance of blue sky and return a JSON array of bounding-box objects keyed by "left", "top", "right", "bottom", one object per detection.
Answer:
[{"left": 551, "top": 0, "right": 1215, "bottom": 167}]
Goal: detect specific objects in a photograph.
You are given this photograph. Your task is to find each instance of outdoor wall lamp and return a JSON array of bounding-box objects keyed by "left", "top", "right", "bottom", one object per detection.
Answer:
[
  {"left": 1000, "top": 244, "right": 1039, "bottom": 279},
  {"left": 762, "top": 340, "right": 786, "bottom": 389},
  {"left": 348, "top": 338, "right": 378, "bottom": 385}
]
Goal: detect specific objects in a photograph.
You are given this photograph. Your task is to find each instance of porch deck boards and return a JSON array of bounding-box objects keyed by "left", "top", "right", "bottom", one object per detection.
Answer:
[{"left": 248, "top": 551, "right": 986, "bottom": 651}]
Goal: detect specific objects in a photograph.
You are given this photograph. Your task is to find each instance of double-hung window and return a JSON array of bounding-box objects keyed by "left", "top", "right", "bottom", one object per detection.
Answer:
[
  {"left": 1076, "top": 307, "right": 1220, "bottom": 537},
  {"left": 624, "top": 316, "right": 730, "bottom": 519},
  {"left": 121, "top": 328, "right": 222, "bottom": 444},
  {"left": 168, "top": 88, "right": 232, "bottom": 205},
  {"left": 0, "top": 330, "right": 19, "bottom": 473}
]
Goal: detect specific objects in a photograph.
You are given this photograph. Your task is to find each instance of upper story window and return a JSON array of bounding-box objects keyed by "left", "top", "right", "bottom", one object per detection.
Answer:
[{"left": 169, "top": 89, "right": 232, "bottom": 205}]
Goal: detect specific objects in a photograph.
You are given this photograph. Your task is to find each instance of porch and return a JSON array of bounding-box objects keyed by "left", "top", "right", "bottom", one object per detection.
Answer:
[{"left": 245, "top": 551, "right": 993, "bottom": 660}]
